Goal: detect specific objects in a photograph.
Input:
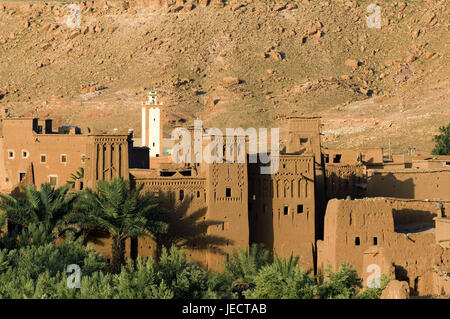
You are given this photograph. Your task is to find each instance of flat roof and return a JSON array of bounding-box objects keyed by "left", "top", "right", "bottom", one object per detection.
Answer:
[{"left": 368, "top": 168, "right": 450, "bottom": 174}]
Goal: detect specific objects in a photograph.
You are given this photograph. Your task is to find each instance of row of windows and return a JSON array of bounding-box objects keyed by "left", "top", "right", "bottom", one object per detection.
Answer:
[
  {"left": 178, "top": 189, "right": 202, "bottom": 201},
  {"left": 17, "top": 173, "right": 58, "bottom": 186},
  {"left": 15, "top": 173, "right": 84, "bottom": 190},
  {"left": 284, "top": 205, "right": 304, "bottom": 215},
  {"left": 7, "top": 150, "right": 86, "bottom": 164},
  {"left": 174, "top": 188, "right": 232, "bottom": 202},
  {"left": 354, "top": 236, "right": 378, "bottom": 246},
  {"left": 248, "top": 203, "right": 305, "bottom": 215}
]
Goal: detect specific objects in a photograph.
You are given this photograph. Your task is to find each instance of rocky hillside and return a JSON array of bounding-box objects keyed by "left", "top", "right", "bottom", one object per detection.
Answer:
[{"left": 0, "top": 0, "right": 448, "bottom": 154}]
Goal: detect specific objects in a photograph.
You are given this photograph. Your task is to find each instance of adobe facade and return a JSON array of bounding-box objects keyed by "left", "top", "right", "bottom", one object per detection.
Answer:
[
  {"left": 0, "top": 96, "right": 449, "bottom": 296},
  {"left": 317, "top": 198, "right": 450, "bottom": 296}
]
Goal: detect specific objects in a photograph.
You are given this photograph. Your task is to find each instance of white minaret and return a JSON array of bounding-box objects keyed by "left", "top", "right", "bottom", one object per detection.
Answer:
[{"left": 141, "top": 91, "right": 162, "bottom": 157}]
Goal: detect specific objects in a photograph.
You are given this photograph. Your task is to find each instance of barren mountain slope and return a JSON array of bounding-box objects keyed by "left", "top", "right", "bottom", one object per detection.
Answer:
[{"left": 0, "top": 0, "right": 448, "bottom": 154}]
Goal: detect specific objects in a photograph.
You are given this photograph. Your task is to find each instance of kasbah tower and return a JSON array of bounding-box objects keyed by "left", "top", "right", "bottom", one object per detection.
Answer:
[{"left": 1, "top": 91, "right": 449, "bottom": 296}]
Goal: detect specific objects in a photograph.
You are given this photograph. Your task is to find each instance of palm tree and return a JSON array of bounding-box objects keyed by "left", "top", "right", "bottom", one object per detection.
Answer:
[
  {"left": 0, "top": 183, "right": 77, "bottom": 241},
  {"left": 272, "top": 253, "right": 301, "bottom": 278},
  {"left": 67, "top": 177, "right": 167, "bottom": 274},
  {"left": 223, "top": 243, "right": 269, "bottom": 298},
  {"left": 67, "top": 167, "right": 84, "bottom": 189}
]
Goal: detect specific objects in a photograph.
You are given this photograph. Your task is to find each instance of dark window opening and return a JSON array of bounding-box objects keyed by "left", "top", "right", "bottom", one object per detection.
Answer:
[
  {"left": 297, "top": 204, "right": 303, "bottom": 214},
  {"left": 373, "top": 237, "right": 378, "bottom": 245},
  {"left": 41, "top": 155, "right": 47, "bottom": 163},
  {"left": 37, "top": 125, "right": 43, "bottom": 134},
  {"left": 283, "top": 206, "right": 289, "bottom": 215},
  {"left": 22, "top": 151, "right": 28, "bottom": 158},
  {"left": 355, "top": 237, "right": 360, "bottom": 246},
  {"left": 179, "top": 190, "right": 184, "bottom": 201},
  {"left": 8, "top": 151, "right": 14, "bottom": 158},
  {"left": 19, "top": 172, "right": 26, "bottom": 182},
  {"left": 324, "top": 154, "right": 329, "bottom": 163},
  {"left": 61, "top": 155, "right": 67, "bottom": 163},
  {"left": 282, "top": 164, "right": 286, "bottom": 168},
  {"left": 79, "top": 182, "right": 84, "bottom": 190},
  {"left": 300, "top": 138, "right": 308, "bottom": 144},
  {"left": 226, "top": 188, "right": 231, "bottom": 197},
  {"left": 180, "top": 170, "right": 192, "bottom": 176},
  {"left": 333, "top": 154, "right": 342, "bottom": 163},
  {"left": 197, "top": 191, "right": 200, "bottom": 198},
  {"left": 160, "top": 171, "right": 176, "bottom": 177}
]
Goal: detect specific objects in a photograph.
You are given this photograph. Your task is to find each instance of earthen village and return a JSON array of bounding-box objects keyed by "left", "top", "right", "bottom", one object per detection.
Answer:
[{"left": 1, "top": 92, "right": 448, "bottom": 298}]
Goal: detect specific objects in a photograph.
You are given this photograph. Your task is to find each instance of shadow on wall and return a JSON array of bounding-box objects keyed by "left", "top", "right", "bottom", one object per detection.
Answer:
[
  {"left": 247, "top": 165, "right": 275, "bottom": 261},
  {"left": 155, "top": 190, "right": 232, "bottom": 257},
  {"left": 394, "top": 265, "right": 424, "bottom": 297},
  {"left": 325, "top": 170, "right": 366, "bottom": 200},
  {"left": 249, "top": 194, "right": 275, "bottom": 261},
  {"left": 393, "top": 209, "right": 437, "bottom": 233},
  {"left": 129, "top": 146, "right": 150, "bottom": 169},
  {"left": 367, "top": 174, "right": 415, "bottom": 199}
]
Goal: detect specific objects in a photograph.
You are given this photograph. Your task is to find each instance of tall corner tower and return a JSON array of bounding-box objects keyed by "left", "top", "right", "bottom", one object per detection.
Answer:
[{"left": 141, "top": 91, "right": 163, "bottom": 158}]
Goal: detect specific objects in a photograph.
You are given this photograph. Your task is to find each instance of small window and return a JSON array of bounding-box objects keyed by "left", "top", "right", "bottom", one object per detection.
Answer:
[
  {"left": 179, "top": 190, "right": 184, "bottom": 201},
  {"left": 282, "top": 164, "right": 286, "bottom": 168},
  {"left": 81, "top": 154, "right": 86, "bottom": 163},
  {"left": 79, "top": 182, "right": 84, "bottom": 191},
  {"left": 49, "top": 176, "right": 57, "bottom": 186},
  {"left": 22, "top": 150, "right": 29, "bottom": 158},
  {"left": 8, "top": 150, "right": 14, "bottom": 159},
  {"left": 226, "top": 188, "right": 231, "bottom": 197},
  {"left": 61, "top": 154, "right": 67, "bottom": 163},
  {"left": 153, "top": 142, "right": 155, "bottom": 147},
  {"left": 355, "top": 237, "right": 360, "bottom": 246},
  {"left": 40, "top": 155, "right": 47, "bottom": 163},
  {"left": 37, "top": 125, "right": 43, "bottom": 134},
  {"left": 19, "top": 172, "right": 26, "bottom": 182},
  {"left": 284, "top": 206, "right": 289, "bottom": 215},
  {"left": 300, "top": 138, "right": 308, "bottom": 144},
  {"left": 324, "top": 154, "right": 330, "bottom": 163},
  {"left": 373, "top": 237, "right": 378, "bottom": 245},
  {"left": 333, "top": 154, "right": 342, "bottom": 163},
  {"left": 297, "top": 204, "right": 303, "bottom": 214},
  {"left": 196, "top": 191, "right": 200, "bottom": 198}
]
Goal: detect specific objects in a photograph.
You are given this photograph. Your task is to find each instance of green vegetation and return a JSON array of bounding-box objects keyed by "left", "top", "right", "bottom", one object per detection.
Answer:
[
  {"left": 431, "top": 124, "right": 450, "bottom": 155},
  {"left": 0, "top": 183, "right": 77, "bottom": 246},
  {"left": 0, "top": 178, "right": 389, "bottom": 299},
  {"left": 66, "top": 178, "right": 167, "bottom": 273},
  {"left": 67, "top": 167, "right": 84, "bottom": 189}
]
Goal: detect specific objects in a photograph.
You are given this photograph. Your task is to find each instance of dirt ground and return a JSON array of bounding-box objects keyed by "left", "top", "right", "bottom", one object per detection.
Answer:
[{"left": 0, "top": 0, "right": 448, "bottom": 155}]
